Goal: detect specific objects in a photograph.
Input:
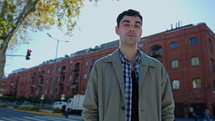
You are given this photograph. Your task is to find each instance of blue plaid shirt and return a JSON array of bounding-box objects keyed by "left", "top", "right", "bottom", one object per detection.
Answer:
[{"left": 120, "top": 50, "right": 141, "bottom": 121}]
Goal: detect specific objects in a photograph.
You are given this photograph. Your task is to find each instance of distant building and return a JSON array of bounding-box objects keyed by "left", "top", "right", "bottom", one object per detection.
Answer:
[{"left": 5, "top": 23, "right": 215, "bottom": 117}]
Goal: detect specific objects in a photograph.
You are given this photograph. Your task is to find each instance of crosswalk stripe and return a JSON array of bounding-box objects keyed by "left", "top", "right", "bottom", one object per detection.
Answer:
[
  {"left": 37, "top": 116, "right": 72, "bottom": 121},
  {"left": 1, "top": 117, "right": 17, "bottom": 121},
  {"left": 24, "top": 117, "right": 47, "bottom": 121},
  {"left": 13, "top": 117, "right": 29, "bottom": 121}
]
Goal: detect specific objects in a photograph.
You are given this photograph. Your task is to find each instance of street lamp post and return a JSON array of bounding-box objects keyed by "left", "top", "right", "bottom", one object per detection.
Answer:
[{"left": 47, "top": 33, "right": 69, "bottom": 104}]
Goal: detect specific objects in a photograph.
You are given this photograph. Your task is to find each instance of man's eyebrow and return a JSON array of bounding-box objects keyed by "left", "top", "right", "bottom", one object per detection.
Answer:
[
  {"left": 121, "top": 20, "right": 130, "bottom": 24},
  {"left": 121, "top": 20, "right": 142, "bottom": 25},
  {"left": 135, "top": 21, "right": 142, "bottom": 25}
]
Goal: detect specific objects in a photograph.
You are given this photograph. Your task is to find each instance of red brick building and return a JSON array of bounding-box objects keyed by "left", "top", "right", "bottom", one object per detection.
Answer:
[{"left": 5, "top": 23, "right": 215, "bottom": 117}]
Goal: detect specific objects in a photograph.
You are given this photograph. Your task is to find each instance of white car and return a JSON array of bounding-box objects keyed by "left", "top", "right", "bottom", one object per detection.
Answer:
[{"left": 52, "top": 101, "right": 67, "bottom": 109}]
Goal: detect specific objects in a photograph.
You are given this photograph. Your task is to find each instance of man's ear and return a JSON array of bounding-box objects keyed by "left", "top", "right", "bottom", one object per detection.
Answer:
[
  {"left": 140, "top": 29, "right": 143, "bottom": 37},
  {"left": 115, "top": 26, "right": 119, "bottom": 35}
]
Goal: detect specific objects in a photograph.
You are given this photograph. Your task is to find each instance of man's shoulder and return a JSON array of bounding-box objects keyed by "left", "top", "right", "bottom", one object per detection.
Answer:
[
  {"left": 95, "top": 53, "right": 115, "bottom": 64},
  {"left": 140, "top": 52, "right": 163, "bottom": 67},
  {"left": 95, "top": 50, "right": 119, "bottom": 65}
]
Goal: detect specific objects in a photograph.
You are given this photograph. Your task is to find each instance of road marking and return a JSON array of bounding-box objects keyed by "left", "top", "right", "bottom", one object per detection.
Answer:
[
  {"left": 24, "top": 117, "right": 47, "bottom": 121},
  {"left": 1, "top": 117, "right": 17, "bottom": 121}
]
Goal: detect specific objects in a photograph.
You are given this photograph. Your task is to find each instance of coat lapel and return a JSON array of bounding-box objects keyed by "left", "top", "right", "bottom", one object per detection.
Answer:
[
  {"left": 109, "top": 49, "right": 125, "bottom": 101},
  {"left": 138, "top": 52, "right": 156, "bottom": 90}
]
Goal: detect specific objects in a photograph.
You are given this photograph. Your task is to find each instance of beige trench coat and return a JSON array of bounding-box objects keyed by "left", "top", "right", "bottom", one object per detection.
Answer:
[{"left": 82, "top": 49, "right": 175, "bottom": 121}]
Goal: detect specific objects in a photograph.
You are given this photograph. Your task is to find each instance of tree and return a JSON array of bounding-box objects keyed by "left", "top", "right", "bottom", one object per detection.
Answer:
[{"left": 0, "top": 0, "right": 101, "bottom": 78}]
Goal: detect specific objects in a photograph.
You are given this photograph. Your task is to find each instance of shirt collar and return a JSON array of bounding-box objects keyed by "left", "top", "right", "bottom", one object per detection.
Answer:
[{"left": 119, "top": 49, "right": 141, "bottom": 64}]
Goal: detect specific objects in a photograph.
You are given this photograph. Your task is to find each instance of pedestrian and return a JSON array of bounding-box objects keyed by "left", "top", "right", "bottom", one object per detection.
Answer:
[
  {"left": 82, "top": 9, "right": 175, "bottom": 121},
  {"left": 194, "top": 106, "right": 202, "bottom": 121},
  {"left": 203, "top": 107, "right": 211, "bottom": 121},
  {"left": 61, "top": 105, "right": 67, "bottom": 117},
  {"left": 189, "top": 106, "right": 194, "bottom": 118}
]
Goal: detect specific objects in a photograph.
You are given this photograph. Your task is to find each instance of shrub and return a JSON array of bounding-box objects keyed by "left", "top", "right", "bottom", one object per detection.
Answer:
[
  {"left": 0, "top": 103, "right": 7, "bottom": 108},
  {"left": 16, "top": 105, "right": 39, "bottom": 111}
]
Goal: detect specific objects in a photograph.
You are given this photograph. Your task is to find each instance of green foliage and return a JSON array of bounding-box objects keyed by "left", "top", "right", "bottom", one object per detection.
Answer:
[
  {"left": 0, "top": 103, "right": 7, "bottom": 107},
  {"left": 26, "top": 96, "right": 40, "bottom": 103},
  {"left": 0, "top": 96, "right": 16, "bottom": 102},
  {"left": 15, "top": 104, "right": 39, "bottom": 111}
]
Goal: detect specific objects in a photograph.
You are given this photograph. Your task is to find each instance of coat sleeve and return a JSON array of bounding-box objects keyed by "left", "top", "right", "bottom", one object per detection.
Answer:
[
  {"left": 161, "top": 66, "right": 175, "bottom": 121},
  {"left": 82, "top": 65, "right": 99, "bottom": 121}
]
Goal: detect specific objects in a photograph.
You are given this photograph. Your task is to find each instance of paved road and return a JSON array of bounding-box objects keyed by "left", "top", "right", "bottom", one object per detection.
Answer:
[
  {"left": 1, "top": 108, "right": 215, "bottom": 121},
  {"left": 0, "top": 108, "right": 81, "bottom": 121}
]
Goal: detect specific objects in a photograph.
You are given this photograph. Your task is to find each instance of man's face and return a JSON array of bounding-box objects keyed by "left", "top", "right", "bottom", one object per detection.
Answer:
[{"left": 115, "top": 15, "right": 142, "bottom": 47}]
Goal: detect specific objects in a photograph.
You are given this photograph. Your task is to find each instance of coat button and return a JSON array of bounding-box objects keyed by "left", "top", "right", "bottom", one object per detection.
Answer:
[{"left": 121, "top": 106, "right": 125, "bottom": 110}]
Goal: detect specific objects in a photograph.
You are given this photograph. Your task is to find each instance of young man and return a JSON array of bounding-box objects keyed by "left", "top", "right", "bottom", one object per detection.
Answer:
[{"left": 82, "top": 9, "right": 175, "bottom": 121}]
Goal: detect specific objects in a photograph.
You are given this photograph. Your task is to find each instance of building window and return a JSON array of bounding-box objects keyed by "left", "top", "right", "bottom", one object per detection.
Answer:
[
  {"left": 150, "top": 45, "right": 162, "bottom": 57},
  {"left": 69, "top": 76, "right": 72, "bottom": 81},
  {"left": 172, "top": 80, "right": 180, "bottom": 89},
  {"left": 190, "top": 37, "right": 198, "bottom": 45},
  {"left": 84, "top": 73, "right": 87, "bottom": 79},
  {"left": 84, "top": 61, "right": 88, "bottom": 66},
  {"left": 211, "top": 59, "right": 215, "bottom": 72},
  {"left": 191, "top": 57, "right": 200, "bottom": 66},
  {"left": 192, "top": 79, "right": 201, "bottom": 89},
  {"left": 171, "top": 59, "right": 179, "bottom": 69},
  {"left": 170, "top": 42, "right": 178, "bottom": 49}
]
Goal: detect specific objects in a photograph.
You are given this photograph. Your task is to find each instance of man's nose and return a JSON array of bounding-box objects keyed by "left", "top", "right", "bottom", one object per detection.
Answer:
[{"left": 129, "top": 26, "right": 135, "bottom": 32}]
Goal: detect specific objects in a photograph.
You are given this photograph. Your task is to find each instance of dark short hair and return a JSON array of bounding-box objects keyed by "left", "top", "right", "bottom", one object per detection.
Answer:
[{"left": 117, "top": 9, "right": 143, "bottom": 27}]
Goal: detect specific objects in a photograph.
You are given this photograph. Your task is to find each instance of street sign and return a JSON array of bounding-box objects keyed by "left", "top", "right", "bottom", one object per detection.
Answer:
[
  {"left": 61, "top": 94, "right": 65, "bottom": 100},
  {"left": 40, "top": 95, "right": 44, "bottom": 100}
]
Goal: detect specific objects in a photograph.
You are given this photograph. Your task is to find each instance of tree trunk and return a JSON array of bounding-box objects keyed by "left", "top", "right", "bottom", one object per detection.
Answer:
[{"left": 0, "top": 44, "right": 7, "bottom": 78}]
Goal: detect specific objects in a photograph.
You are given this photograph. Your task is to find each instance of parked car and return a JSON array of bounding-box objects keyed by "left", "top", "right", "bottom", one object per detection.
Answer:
[{"left": 52, "top": 101, "right": 67, "bottom": 109}]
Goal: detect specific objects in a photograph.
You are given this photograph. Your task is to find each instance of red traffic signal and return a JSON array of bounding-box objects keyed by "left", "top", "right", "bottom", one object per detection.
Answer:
[{"left": 26, "top": 49, "right": 32, "bottom": 60}]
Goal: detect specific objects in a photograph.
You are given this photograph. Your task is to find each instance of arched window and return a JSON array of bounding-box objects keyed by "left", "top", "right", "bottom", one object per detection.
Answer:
[
  {"left": 150, "top": 45, "right": 162, "bottom": 57},
  {"left": 61, "top": 65, "right": 66, "bottom": 73},
  {"left": 74, "top": 63, "right": 80, "bottom": 71}
]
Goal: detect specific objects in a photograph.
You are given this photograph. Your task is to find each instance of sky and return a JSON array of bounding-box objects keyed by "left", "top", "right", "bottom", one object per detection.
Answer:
[{"left": 4, "top": 0, "right": 215, "bottom": 76}]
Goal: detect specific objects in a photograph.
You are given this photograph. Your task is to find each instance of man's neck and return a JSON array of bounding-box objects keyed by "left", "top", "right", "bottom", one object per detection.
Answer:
[{"left": 119, "top": 46, "right": 138, "bottom": 62}]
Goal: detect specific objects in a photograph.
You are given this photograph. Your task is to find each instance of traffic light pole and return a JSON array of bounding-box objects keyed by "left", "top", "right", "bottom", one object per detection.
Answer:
[{"left": 6, "top": 55, "right": 25, "bottom": 57}]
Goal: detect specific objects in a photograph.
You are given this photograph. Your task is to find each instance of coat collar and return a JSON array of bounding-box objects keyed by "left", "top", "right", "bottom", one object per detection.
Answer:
[
  {"left": 105, "top": 48, "right": 158, "bottom": 68},
  {"left": 103, "top": 48, "right": 158, "bottom": 101}
]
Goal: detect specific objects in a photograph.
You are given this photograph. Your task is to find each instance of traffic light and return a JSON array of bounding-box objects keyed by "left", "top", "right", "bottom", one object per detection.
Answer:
[{"left": 26, "top": 49, "right": 32, "bottom": 60}]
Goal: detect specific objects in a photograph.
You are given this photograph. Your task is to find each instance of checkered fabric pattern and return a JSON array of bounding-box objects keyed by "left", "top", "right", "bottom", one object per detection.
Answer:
[{"left": 119, "top": 50, "right": 141, "bottom": 121}]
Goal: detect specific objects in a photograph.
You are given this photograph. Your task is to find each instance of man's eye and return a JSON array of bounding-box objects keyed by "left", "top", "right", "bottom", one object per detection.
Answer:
[
  {"left": 123, "top": 24, "right": 129, "bottom": 27},
  {"left": 135, "top": 25, "right": 140, "bottom": 28}
]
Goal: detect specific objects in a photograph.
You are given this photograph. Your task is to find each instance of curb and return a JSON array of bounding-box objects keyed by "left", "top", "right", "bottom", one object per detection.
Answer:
[{"left": 15, "top": 109, "right": 63, "bottom": 116}]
